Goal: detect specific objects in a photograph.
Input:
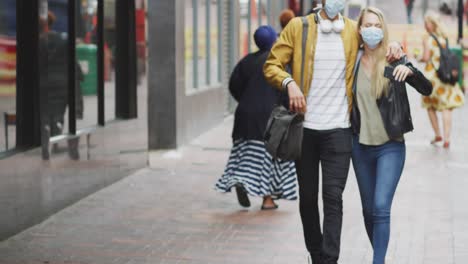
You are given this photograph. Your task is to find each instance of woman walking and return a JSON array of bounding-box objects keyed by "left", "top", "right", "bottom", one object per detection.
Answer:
[
  {"left": 420, "top": 11, "right": 465, "bottom": 148},
  {"left": 351, "top": 7, "right": 432, "bottom": 264},
  {"left": 215, "top": 26, "right": 297, "bottom": 210}
]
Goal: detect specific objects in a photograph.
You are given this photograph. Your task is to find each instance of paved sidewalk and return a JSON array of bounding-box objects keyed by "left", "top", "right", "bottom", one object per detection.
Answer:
[{"left": 0, "top": 86, "right": 467, "bottom": 264}]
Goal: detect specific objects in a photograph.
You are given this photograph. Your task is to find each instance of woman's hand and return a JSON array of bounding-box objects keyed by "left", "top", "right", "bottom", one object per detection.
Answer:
[
  {"left": 393, "top": 65, "right": 414, "bottom": 82},
  {"left": 287, "top": 81, "right": 307, "bottom": 114},
  {"left": 386, "top": 41, "right": 405, "bottom": 62}
]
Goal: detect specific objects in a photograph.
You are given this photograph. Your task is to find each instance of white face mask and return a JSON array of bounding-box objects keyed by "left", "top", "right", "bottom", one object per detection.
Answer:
[
  {"left": 360, "top": 26, "right": 384, "bottom": 49},
  {"left": 318, "top": 11, "right": 345, "bottom": 33},
  {"left": 324, "top": 0, "right": 346, "bottom": 19}
]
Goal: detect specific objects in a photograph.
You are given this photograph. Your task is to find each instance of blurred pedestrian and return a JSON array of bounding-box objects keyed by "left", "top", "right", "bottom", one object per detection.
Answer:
[
  {"left": 39, "top": 11, "right": 84, "bottom": 160},
  {"left": 279, "top": 9, "right": 296, "bottom": 30},
  {"left": 215, "top": 26, "right": 297, "bottom": 211},
  {"left": 352, "top": 7, "right": 432, "bottom": 264},
  {"left": 289, "top": 0, "right": 301, "bottom": 16},
  {"left": 439, "top": 2, "right": 453, "bottom": 16},
  {"left": 420, "top": 11, "right": 465, "bottom": 149},
  {"left": 264, "top": 0, "right": 404, "bottom": 262},
  {"left": 404, "top": 0, "right": 415, "bottom": 24},
  {"left": 465, "top": 0, "right": 468, "bottom": 25}
]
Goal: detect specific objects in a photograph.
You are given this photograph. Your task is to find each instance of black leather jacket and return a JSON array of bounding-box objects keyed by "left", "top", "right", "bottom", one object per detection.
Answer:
[{"left": 351, "top": 57, "right": 433, "bottom": 140}]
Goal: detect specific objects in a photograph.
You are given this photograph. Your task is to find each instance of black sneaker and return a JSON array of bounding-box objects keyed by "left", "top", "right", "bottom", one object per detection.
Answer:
[{"left": 235, "top": 184, "right": 250, "bottom": 207}]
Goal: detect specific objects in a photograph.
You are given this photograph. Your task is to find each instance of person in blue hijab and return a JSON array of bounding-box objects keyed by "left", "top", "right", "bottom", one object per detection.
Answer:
[
  {"left": 254, "top": 25, "right": 278, "bottom": 50},
  {"left": 215, "top": 26, "right": 297, "bottom": 210}
]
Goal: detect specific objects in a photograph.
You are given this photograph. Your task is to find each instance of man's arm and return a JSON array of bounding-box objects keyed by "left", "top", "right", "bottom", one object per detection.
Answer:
[
  {"left": 263, "top": 17, "right": 300, "bottom": 91},
  {"left": 387, "top": 41, "right": 405, "bottom": 62},
  {"left": 263, "top": 17, "right": 307, "bottom": 113}
]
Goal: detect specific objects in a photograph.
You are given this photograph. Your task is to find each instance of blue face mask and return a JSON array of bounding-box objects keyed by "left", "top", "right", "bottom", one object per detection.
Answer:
[
  {"left": 324, "top": 0, "right": 345, "bottom": 19},
  {"left": 360, "top": 26, "right": 384, "bottom": 49}
]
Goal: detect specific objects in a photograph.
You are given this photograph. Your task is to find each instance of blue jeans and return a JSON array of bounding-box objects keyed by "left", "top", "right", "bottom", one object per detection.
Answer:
[{"left": 351, "top": 137, "right": 406, "bottom": 264}]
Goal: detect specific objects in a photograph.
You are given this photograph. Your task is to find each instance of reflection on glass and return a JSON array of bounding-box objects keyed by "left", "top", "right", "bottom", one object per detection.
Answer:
[
  {"left": 41, "top": 0, "right": 71, "bottom": 158},
  {"left": 76, "top": 0, "right": 97, "bottom": 129},
  {"left": 42, "top": 10, "right": 69, "bottom": 138},
  {"left": 41, "top": 0, "right": 81, "bottom": 160},
  {"left": 0, "top": 0, "right": 17, "bottom": 152},
  {"left": 104, "top": 0, "right": 116, "bottom": 121}
]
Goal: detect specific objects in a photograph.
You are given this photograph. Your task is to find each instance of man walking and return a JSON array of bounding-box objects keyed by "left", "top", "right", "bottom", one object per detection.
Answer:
[{"left": 263, "top": 0, "right": 403, "bottom": 263}]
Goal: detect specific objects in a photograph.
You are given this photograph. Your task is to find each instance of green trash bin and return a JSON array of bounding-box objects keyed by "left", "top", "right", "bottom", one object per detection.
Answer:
[
  {"left": 76, "top": 44, "right": 98, "bottom": 95},
  {"left": 450, "top": 46, "right": 463, "bottom": 88}
]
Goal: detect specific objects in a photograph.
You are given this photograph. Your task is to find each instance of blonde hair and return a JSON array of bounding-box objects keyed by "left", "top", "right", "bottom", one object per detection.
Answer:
[
  {"left": 357, "top": 7, "right": 390, "bottom": 98},
  {"left": 424, "top": 10, "right": 448, "bottom": 38}
]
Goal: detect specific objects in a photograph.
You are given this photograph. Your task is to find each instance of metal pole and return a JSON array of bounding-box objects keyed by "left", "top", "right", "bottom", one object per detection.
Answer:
[
  {"left": 68, "top": 0, "right": 77, "bottom": 134},
  {"left": 258, "top": 0, "right": 262, "bottom": 26},
  {"left": 458, "top": 0, "right": 463, "bottom": 42},
  {"left": 193, "top": 0, "right": 198, "bottom": 88},
  {"left": 97, "top": 0, "right": 105, "bottom": 125},
  {"left": 206, "top": 0, "right": 211, "bottom": 85},
  {"left": 248, "top": 0, "right": 252, "bottom": 53},
  {"left": 267, "top": 0, "right": 271, "bottom": 26},
  {"left": 4, "top": 113, "right": 8, "bottom": 150},
  {"left": 217, "top": 0, "right": 222, "bottom": 83}
]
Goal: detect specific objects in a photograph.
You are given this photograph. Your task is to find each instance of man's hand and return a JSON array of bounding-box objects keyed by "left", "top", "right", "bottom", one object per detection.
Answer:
[
  {"left": 287, "top": 81, "right": 307, "bottom": 114},
  {"left": 386, "top": 41, "right": 405, "bottom": 62}
]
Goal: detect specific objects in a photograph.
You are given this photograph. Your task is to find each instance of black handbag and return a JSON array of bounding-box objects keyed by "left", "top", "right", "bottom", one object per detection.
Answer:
[
  {"left": 264, "top": 106, "right": 304, "bottom": 160},
  {"left": 264, "top": 16, "right": 309, "bottom": 161}
]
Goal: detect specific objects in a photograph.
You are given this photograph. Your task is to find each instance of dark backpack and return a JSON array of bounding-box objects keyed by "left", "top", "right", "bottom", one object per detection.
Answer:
[{"left": 430, "top": 34, "right": 460, "bottom": 85}]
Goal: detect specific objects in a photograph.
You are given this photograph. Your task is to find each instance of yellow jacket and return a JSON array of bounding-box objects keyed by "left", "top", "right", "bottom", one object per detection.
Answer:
[{"left": 263, "top": 14, "right": 360, "bottom": 112}]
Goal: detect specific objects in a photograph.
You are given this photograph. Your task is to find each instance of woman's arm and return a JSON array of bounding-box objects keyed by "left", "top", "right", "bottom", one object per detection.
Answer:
[
  {"left": 390, "top": 56, "right": 433, "bottom": 96},
  {"left": 392, "top": 64, "right": 432, "bottom": 96},
  {"left": 405, "top": 63, "right": 433, "bottom": 96}
]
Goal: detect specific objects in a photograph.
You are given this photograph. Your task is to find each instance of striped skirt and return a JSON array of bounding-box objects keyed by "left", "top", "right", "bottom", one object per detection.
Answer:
[{"left": 215, "top": 140, "right": 298, "bottom": 200}]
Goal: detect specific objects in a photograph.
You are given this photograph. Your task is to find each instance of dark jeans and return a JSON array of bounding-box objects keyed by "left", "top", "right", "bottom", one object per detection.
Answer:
[
  {"left": 351, "top": 138, "right": 406, "bottom": 264},
  {"left": 296, "top": 128, "right": 352, "bottom": 263}
]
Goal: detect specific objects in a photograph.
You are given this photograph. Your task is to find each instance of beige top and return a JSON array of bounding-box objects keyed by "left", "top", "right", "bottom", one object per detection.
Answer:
[{"left": 356, "top": 66, "right": 391, "bottom": 146}]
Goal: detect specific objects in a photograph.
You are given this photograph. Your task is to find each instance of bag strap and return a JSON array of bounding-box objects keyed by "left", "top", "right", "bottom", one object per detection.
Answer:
[
  {"left": 429, "top": 33, "right": 446, "bottom": 68},
  {"left": 300, "top": 16, "right": 309, "bottom": 92},
  {"left": 430, "top": 33, "right": 446, "bottom": 51}
]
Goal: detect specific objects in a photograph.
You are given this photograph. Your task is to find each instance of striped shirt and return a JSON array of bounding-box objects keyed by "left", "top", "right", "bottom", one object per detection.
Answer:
[{"left": 304, "top": 29, "right": 350, "bottom": 130}]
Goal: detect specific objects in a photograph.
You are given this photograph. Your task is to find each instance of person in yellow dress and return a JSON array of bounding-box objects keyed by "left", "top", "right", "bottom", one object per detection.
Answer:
[{"left": 420, "top": 11, "right": 465, "bottom": 149}]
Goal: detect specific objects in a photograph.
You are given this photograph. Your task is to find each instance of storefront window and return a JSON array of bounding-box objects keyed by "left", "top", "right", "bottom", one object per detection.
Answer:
[
  {"left": 239, "top": 0, "right": 271, "bottom": 57},
  {"left": 0, "top": 0, "right": 17, "bottom": 152},
  {"left": 185, "top": 0, "right": 223, "bottom": 91}
]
